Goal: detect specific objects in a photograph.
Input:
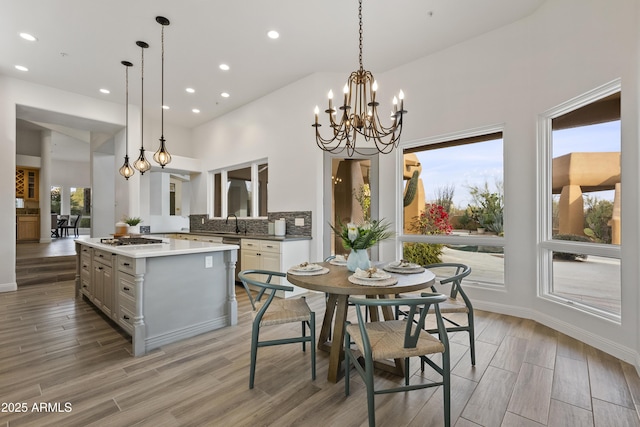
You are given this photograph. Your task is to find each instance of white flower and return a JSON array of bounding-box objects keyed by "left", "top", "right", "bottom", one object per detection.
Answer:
[{"left": 347, "top": 223, "right": 358, "bottom": 242}]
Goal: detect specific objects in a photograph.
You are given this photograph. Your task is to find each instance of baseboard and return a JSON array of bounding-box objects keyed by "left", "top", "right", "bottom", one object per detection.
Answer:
[
  {"left": 144, "top": 316, "right": 229, "bottom": 352},
  {"left": 0, "top": 282, "right": 17, "bottom": 293},
  {"left": 473, "top": 300, "right": 640, "bottom": 373}
]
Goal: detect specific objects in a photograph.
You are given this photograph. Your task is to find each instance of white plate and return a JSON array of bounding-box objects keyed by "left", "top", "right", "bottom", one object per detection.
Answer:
[
  {"left": 352, "top": 272, "right": 392, "bottom": 281},
  {"left": 290, "top": 263, "right": 323, "bottom": 272}
]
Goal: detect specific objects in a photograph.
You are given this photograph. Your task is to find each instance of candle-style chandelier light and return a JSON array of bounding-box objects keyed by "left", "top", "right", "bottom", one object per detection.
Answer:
[
  {"left": 133, "top": 40, "right": 151, "bottom": 174},
  {"left": 153, "top": 16, "right": 172, "bottom": 168},
  {"left": 118, "top": 60, "right": 135, "bottom": 180},
  {"left": 312, "top": 0, "right": 407, "bottom": 156}
]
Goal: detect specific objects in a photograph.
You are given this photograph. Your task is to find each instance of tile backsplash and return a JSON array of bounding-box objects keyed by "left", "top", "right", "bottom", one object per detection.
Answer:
[{"left": 190, "top": 211, "right": 311, "bottom": 237}]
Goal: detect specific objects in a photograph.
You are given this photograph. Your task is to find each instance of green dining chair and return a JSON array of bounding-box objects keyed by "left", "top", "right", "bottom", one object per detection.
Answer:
[
  {"left": 345, "top": 293, "right": 451, "bottom": 427},
  {"left": 238, "top": 269, "right": 316, "bottom": 389},
  {"left": 396, "top": 263, "right": 475, "bottom": 365}
]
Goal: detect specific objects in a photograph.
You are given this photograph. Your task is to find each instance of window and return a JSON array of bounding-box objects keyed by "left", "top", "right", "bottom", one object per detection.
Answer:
[
  {"left": 51, "top": 186, "right": 61, "bottom": 214},
  {"left": 401, "top": 127, "right": 505, "bottom": 287},
  {"left": 539, "top": 81, "right": 621, "bottom": 319},
  {"left": 211, "top": 161, "right": 268, "bottom": 218},
  {"left": 70, "top": 187, "right": 91, "bottom": 228}
]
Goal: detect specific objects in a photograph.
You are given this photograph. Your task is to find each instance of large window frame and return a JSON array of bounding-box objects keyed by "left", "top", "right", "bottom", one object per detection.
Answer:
[
  {"left": 537, "top": 79, "right": 621, "bottom": 322},
  {"left": 208, "top": 159, "right": 268, "bottom": 219},
  {"left": 398, "top": 125, "right": 506, "bottom": 289}
]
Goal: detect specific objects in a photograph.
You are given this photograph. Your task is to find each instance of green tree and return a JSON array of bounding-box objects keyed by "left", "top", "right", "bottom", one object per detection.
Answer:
[
  {"left": 434, "top": 184, "right": 455, "bottom": 214},
  {"left": 583, "top": 196, "right": 613, "bottom": 243},
  {"left": 50, "top": 187, "right": 61, "bottom": 214},
  {"left": 467, "top": 181, "right": 504, "bottom": 234}
]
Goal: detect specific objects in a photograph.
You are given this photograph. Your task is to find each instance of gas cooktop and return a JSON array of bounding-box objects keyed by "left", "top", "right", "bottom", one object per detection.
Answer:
[{"left": 100, "top": 237, "right": 164, "bottom": 246}]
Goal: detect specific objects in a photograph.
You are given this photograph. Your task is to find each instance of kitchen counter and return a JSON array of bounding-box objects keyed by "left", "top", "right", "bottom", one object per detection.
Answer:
[
  {"left": 165, "top": 231, "right": 312, "bottom": 242},
  {"left": 75, "top": 237, "right": 238, "bottom": 356},
  {"left": 75, "top": 236, "right": 240, "bottom": 257}
]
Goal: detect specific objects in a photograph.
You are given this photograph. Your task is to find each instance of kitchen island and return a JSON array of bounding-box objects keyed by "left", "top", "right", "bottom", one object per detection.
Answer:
[{"left": 75, "top": 237, "right": 239, "bottom": 356}]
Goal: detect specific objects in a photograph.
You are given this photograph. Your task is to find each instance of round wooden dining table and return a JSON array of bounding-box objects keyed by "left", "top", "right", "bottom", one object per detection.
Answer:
[{"left": 287, "top": 262, "right": 435, "bottom": 383}]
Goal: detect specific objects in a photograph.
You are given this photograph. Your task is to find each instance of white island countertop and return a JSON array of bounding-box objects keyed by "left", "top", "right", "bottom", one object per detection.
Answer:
[{"left": 75, "top": 237, "right": 239, "bottom": 259}]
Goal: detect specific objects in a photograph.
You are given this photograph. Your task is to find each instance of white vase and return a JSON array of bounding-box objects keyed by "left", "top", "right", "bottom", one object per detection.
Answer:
[
  {"left": 346, "top": 249, "right": 371, "bottom": 272},
  {"left": 128, "top": 225, "right": 140, "bottom": 235}
]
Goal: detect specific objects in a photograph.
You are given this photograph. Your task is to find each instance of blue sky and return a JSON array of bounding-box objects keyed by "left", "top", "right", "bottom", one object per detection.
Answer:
[{"left": 413, "top": 121, "right": 620, "bottom": 209}]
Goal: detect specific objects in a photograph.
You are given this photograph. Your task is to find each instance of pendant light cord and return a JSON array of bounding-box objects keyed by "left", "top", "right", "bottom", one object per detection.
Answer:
[{"left": 161, "top": 25, "right": 164, "bottom": 138}]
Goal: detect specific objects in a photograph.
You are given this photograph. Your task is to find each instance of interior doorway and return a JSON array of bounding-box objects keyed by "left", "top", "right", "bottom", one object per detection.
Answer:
[{"left": 322, "top": 152, "right": 379, "bottom": 259}]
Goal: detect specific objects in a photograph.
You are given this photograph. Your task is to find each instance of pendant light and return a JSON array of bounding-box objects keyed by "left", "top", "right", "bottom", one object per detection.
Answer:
[
  {"left": 153, "top": 16, "right": 172, "bottom": 168},
  {"left": 133, "top": 40, "right": 151, "bottom": 174},
  {"left": 118, "top": 60, "right": 135, "bottom": 180}
]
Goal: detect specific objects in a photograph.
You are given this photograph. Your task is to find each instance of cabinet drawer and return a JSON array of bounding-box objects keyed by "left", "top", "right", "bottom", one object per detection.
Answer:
[
  {"left": 118, "top": 274, "right": 136, "bottom": 299},
  {"left": 79, "top": 246, "right": 92, "bottom": 257},
  {"left": 118, "top": 306, "right": 134, "bottom": 335},
  {"left": 118, "top": 256, "right": 136, "bottom": 274},
  {"left": 81, "top": 256, "right": 91, "bottom": 274},
  {"left": 119, "top": 292, "right": 136, "bottom": 314},
  {"left": 260, "top": 240, "right": 281, "bottom": 253},
  {"left": 241, "top": 239, "right": 260, "bottom": 250},
  {"left": 94, "top": 249, "right": 113, "bottom": 266}
]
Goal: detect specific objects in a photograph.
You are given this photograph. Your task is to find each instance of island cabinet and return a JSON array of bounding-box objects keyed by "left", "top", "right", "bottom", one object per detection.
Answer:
[
  {"left": 75, "top": 238, "right": 239, "bottom": 356},
  {"left": 79, "top": 247, "right": 116, "bottom": 320},
  {"left": 240, "top": 238, "right": 310, "bottom": 298}
]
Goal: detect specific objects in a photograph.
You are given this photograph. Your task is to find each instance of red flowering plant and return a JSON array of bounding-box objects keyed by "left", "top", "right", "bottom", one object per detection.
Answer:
[{"left": 410, "top": 204, "right": 453, "bottom": 235}]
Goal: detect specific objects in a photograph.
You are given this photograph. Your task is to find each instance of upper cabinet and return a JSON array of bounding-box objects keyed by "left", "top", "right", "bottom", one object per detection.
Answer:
[{"left": 16, "top": 167, "right": 39, "bottom": 201}]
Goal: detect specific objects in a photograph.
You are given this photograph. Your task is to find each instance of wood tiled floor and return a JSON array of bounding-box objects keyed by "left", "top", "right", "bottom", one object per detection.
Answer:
[{"left": 3, "top": 241, "right": 640, "bottom": 426}]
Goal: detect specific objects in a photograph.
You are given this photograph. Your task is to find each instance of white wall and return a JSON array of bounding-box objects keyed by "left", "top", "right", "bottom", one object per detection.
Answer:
[{"left": 190, "top": 0, "right": 640, "bottom": 365}]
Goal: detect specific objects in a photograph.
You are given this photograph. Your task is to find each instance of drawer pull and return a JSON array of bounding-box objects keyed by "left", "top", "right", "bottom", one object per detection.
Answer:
[
  {"left": 98, "top": 266, "right": 103, "bottom": 270},
  {"left": 123, "top": 262, "right": 130, "bottom": 266},
  {"left": 83, "top": 285, "right": 87, "bottom": 288},
  {"left": 98, "top": 254, "right": 104, "bottom": 258},
  {"left": 123, "top": 315, "right": 130, "bottom": 320},
  {"left": 123, "top": 287, "right": 130, "bottom": 291}
]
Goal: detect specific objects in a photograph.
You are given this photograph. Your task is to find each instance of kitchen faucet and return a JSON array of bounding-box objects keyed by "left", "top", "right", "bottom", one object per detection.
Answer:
[{"left": 226, "top": 214, "right": 240, "bottom": 233}]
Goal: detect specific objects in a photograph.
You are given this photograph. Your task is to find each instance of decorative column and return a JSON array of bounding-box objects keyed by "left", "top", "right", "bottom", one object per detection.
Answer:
[
  {"left": 558, "top": 184, "right": 585, "bottom": 236},
  {"left": 39, "top": 130, "right": 52, "bottom": 242}
]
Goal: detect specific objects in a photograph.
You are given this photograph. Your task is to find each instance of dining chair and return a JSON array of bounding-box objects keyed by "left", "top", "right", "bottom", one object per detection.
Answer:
[
  {"left": 238, "top": 269, "right": 316, "bottom": 389},
  {"left": 345, "top": 294, "right": 451, "bottom": 427},
  {"left": 61, "top": 214, "right": 82, "bottom": 237},
  {"left": 396, "top": 263, "right": 475, "bottom": 365}
]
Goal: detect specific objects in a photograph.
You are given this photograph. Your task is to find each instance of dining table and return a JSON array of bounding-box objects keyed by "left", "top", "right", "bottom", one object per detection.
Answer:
[{"left": 287, "top": 261, "right": 436, "bottom": 383}]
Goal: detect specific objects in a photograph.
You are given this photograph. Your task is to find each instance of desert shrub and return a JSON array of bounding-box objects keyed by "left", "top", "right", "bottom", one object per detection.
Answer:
[
  {"left": 552, "top": 234, "right": 590, "bottom": 261},
  {"left": 403, "top": 243, "right": 443, "bottom": 266}
]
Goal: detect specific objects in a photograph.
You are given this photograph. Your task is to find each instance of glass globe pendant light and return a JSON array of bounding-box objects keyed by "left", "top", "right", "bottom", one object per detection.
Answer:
[
  {"left": 119, "top": 60, "right": 135, "bottom": 180},
  {"left": 153, "top": 16, "right": 172, "bottom": 168},
  {"left": 133, "top": 40, "right": 151, "bottom": 174}
]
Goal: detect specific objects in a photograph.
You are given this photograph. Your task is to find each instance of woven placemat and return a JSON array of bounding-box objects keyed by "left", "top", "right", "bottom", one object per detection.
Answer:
[
  {"left": 348, "top": 275, "right": 399, "bottom": 287},
  {"left": 287, "top": 267, "right": 330, "bottom": 276}
]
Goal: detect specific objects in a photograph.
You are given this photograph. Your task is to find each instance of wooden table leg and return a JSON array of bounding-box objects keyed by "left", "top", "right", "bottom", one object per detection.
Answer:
[
  {"left": 327, "top": 294, "right": 349, "bottom": 383},
  {"left": 318, "top": 293, "right": 337, "bottom": 353}
]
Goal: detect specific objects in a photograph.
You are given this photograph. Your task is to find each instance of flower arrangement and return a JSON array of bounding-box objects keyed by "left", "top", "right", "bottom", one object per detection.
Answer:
[
  {"left": 330, "top": 219, "right": 394, "bottom": 250},
  {"left": 123, "top": 216, "right": 143, "bottom": 226}
]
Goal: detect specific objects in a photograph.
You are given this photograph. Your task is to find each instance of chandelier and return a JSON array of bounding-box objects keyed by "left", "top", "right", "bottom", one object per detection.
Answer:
[
  {"left": 312, "top": 0, "right": 406, "bottom": 156},
  {"left": 118, "top": 60, "right": 135, "bottom": 180}
]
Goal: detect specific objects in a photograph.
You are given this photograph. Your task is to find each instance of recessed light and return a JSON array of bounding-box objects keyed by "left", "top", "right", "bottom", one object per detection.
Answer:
[
  {"left": 186, "top": 87, "right": 195, "bottom": 93},
  {"left": 15, "top": 65, "right": 28, "bottom": 72},
  {"left": 267, "top": 30, "right": 280, "bottom": 39},
  {"left": 192, "top": 108, "right": 200, "bottom": 113},
  {"left": 162, "top": 105, "right": 170, "bottom": 110},
  {"left": 19, "top": 32, "right": 37, "bottom": 42},
  {"left": 99, "top": 88, "right": 110, "bottom": 94},
  {"left": 221, "top": 92, "right": 230, "bottom": 98},
  {"left": 219, "top": 64, "right": 230, "bottom": 71}
]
